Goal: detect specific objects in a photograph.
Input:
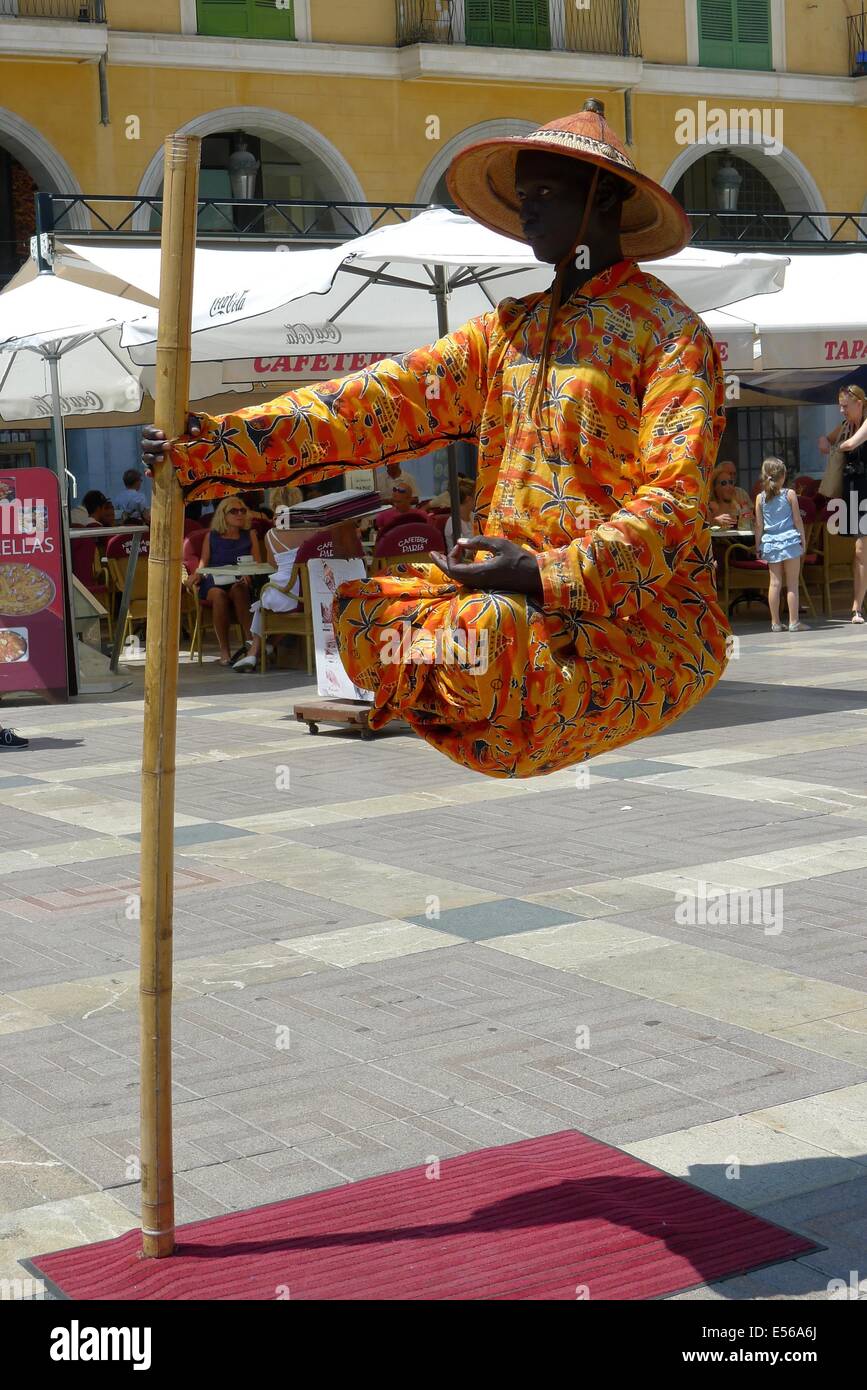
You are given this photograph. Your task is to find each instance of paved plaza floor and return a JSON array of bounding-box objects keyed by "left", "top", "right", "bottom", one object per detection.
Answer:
[{"left": 1, "top": 614, "right": 867, "bottom": 1300}]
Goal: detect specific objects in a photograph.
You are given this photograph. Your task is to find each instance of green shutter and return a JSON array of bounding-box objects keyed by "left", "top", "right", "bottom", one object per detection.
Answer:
[
  {"left": 197, "top": 0, "right": 250, "bottom": 37},
  {"left": 734, "top": 0, "right": 771, "bottom": 69},
  {"left": 698, "top": 0, "right": 735, "bottom": 67},
  {"left": 252, "top": 0, "right": 295, "bottom": 38},
  {"left": 698, "top": 0, "right": 770, "bottom": 70},
  {"left": 465, "top": 0, "right": 550, "bottom": 50},
  {"left": 491, "top": 0, "right": 515, "bottom": 47},
  {"left": 513, "top": 0, "right": 550, "bottom": 50},
  {"left": 197, "top": 0, "right": 295, "bottom": 39},
  {"left": 465, "top": 0, "right": 493, "bottom": 45}
]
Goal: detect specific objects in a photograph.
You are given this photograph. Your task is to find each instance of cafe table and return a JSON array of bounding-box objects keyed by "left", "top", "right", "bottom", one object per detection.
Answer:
[
  {"left": 199, "top": 562, "right": 274, "bottom": 584},
  {"left": 69, "top": 523, "right": 148, "bottom": 673},
  {"left": 709, "top": 527, "right": 765, "bottom": 615}
]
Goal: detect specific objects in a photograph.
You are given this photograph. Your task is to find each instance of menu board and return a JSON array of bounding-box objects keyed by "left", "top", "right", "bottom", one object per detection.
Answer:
[{"left": 0, "top": 468, "right": 69, "bottom": 700}]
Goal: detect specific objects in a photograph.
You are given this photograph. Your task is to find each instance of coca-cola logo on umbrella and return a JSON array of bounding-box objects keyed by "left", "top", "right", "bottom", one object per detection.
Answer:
[
  {"left": 209, "top": 290, "right": 250, "bottom": 318},
  {"left": 283, "top": 323, "right": 342, "bottom": 346},
  {"left": 31, "top": 392, "right": 105, "bottom": 416}
]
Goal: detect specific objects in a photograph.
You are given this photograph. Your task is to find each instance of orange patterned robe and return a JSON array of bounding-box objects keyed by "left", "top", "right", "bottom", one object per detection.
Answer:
[{"left": 172, "top": 259, "right": 730, "bottom": 778}]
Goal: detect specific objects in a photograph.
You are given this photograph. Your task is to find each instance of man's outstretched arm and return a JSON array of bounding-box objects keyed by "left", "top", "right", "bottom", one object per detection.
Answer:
[{"left": 142, "top": 320, "right": 489, "bottom": 500}]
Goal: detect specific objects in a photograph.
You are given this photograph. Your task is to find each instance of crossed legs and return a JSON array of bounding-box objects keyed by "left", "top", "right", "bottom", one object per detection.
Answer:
[{"left": 203, "top": 582, "right": 253, "bottom": 663}]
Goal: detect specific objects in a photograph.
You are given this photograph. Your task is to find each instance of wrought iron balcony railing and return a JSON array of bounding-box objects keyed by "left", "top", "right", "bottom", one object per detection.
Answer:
[
  {"left": 34, "top": 193, "right": 423, "bottom": 243},
  {"left": 848, "top": 8, "right": 867, "bottom": 75},
  {"left": 686, "top": 209, "right": 867, "bottom": 248},
  {"left": 31, "top": 193, "right": 867, "bottom": 254},
  {"left": 0, "top": 1, "right": 105, "bottom": 18},
  {"left": 395, "top": 0, "right": 640, "bottom": 57}
]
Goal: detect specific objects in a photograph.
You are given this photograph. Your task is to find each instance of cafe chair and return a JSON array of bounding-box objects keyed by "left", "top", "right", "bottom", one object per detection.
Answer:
[
  {"left": 186, "top": 588, "right": 247, "bottom": 665},
  {"left": 257, "top": 565, "right": 315, "bottom": 675},
  {"left": 72, "top": 533, "right": 114, "bottom": 640},
  {"left": 795, "top": 498, "right": 824, "bottom": 615},
  {"left": 294, "top": 530, "right": 337, "bottom": 564},
  {"left": 722, "top": 541, "right": 816, "bottom": 619},
  {"left": 721, "top": 543, "right": 770, "bottom": 615},
  {"left": 104, "top": 533, "right": 152, "bottom": 651},
  {"left": 370, "top": 520, "right": 443, "bottom": 574},
  {"left": 815, "top": 529, "right": 857, "bottom": 617}
]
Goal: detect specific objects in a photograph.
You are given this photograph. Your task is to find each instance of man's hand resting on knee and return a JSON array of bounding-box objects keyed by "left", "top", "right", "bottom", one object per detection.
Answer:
[{"left": 431, "top": 536, "right": 543, "bottom": 601}]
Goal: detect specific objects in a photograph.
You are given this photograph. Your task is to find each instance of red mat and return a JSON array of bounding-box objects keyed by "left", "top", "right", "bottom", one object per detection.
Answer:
[{"left": 28, "top": 1131, "right": 816, "bottom": 1300}]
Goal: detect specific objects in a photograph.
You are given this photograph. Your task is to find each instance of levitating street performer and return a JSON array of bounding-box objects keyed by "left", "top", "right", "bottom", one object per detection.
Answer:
[{"left": 144, "top": 101, "right": 730, "bottom": 778}]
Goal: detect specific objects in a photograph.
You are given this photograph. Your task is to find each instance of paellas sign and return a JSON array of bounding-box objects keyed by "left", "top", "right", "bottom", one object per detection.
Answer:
[
  {"left": 0, "top": 468, "right": 68, "bottom": 700},
  {"left": 223, "top": 351, "right": 395, "bottom": 382}
]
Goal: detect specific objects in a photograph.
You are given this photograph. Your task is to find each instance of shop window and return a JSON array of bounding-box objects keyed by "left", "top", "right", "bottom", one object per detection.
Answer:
[
  {"left": 465, "top": 0, "right": 551, "bottom": 51},
  {"left": 197, "top": 0, "right": 295, "bottom": 40},
  {"left": 736, "top": 407, "right": 800, "bottom": 490},
  {"left": 698, "top": 0, "right": 772, "bottom": 71}
]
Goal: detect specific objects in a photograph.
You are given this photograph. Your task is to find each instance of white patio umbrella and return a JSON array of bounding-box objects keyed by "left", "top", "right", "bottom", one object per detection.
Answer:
[
  {"left": 0, "top": 274, "right": 153, "bottom": 691},
  {"left": 60, "top": 210, "right": 788, "bottom": 364},
  {"left": 702, "top": 253, "right": 867, "bottom": 372},
  {"left": 0, "top": 274, "right": 152, "bottom": 510},
  {"left": 58, "top": 210, "right": 787, "bottom": 530}
]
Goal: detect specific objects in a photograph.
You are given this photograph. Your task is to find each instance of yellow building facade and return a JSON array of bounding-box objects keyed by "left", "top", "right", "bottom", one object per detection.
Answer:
[
  {"left": 1, "top": 1, "right": 865, "bottom": 490},
  {"left": 1, "top": 0, "right": 866, "bottom": 268}
]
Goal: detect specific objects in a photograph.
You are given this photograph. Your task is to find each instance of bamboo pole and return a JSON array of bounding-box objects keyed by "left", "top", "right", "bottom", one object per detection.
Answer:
[{"left": 140, "top": 134, "right": 201, "bottom": 1259}]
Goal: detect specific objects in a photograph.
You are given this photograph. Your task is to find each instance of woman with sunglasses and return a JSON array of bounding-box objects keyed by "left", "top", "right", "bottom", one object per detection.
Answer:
[
  {"left": 186, "top": 496, "right": 263, "bottom": 664},
  {"left": 708, "top": 464, "right": 753, "bottom": 530}
]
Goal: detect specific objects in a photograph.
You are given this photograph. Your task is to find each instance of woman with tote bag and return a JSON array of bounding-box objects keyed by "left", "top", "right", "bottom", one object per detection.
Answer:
[{"left": 820, "top": 385, "right": 867, "bottom": 621}]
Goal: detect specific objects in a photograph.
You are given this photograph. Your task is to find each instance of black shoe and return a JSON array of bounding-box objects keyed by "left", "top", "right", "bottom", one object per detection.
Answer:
[{"left": 0, "top": 727, "right": 28, "bottom": 749}]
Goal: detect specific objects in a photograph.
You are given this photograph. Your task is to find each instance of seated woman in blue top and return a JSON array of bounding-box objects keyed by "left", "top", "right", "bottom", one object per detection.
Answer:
[{"left": 186, "top": 495, "right": 263, "bottom": 665}]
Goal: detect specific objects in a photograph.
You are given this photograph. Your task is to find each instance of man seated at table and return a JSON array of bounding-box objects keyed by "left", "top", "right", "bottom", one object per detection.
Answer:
[
  {"left": 708, "top": 464, "right": 753, "bottom": 530},
  {"left": 375, "top": 462, "right": 419, "bottom": 504},
  {"left": 374, "top": 480, "right": 429, "bottom": 535},
  {"left": 71, "top": 491, "right": 115, "bottom": 596},
  {"left": 115, "top": 468, "right": 151, "bottom": 525},
  {"left": 80, "top": 490, "right": 116, "bottom": 529}
]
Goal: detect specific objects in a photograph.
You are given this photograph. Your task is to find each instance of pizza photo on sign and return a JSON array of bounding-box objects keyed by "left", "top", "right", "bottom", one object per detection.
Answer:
[
  {"left": 0, "top": 627, "right": 28, "bottom": 663},
  {"left": 0, "top": 562, "right": 56, "bottom": 616}
]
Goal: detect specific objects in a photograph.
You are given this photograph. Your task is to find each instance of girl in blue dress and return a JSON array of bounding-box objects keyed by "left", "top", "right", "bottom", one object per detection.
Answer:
[{"left": 755, "top": 458, "right": 806, "bottom": 633}]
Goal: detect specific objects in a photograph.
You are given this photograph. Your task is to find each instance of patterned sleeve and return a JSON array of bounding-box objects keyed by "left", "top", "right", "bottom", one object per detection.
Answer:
[
  {"left": 535, "top": 321, "right": 726, "bottom": 619},
  {"left": 170, "top": 319, "right": 489, "bottom": 500}
]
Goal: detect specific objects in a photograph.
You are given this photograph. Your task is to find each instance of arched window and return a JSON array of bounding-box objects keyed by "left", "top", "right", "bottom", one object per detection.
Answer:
[
  {"left": 0, "top": 150, "right": 37, "bottom": 287},
  {"left": 674, "top": 149, "right": 786, "bottom": 242},
  {"left": 0, "top": 111, "right": 88, "bottom": 285},
  {"left": 139, "top": 111, "right": 367, "bottom": 237}
]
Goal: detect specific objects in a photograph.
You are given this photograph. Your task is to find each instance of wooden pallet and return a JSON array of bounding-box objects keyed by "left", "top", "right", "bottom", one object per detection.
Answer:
[{"left": 293, "top": 698, "right": 377, "bottom": 739}]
